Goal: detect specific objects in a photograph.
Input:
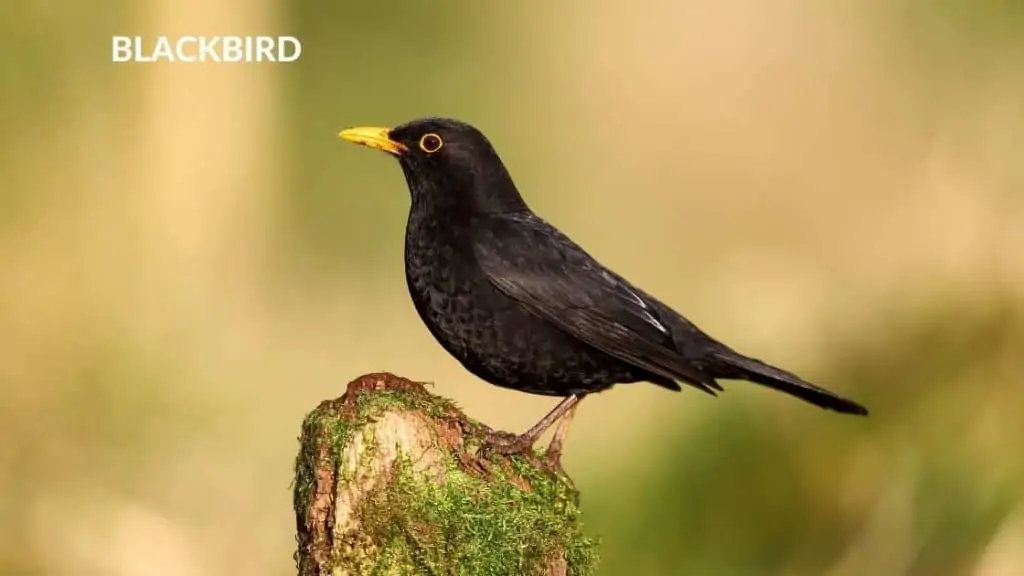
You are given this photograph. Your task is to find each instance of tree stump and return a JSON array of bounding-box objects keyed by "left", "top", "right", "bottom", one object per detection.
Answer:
[{"left": 293, "top": 372, "right": 599, "bottom": 576}]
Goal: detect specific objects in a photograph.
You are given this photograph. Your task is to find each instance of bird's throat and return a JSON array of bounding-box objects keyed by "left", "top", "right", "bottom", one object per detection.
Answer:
[{"left": 403, "top": 164, "right": 529, "bottom": 218}]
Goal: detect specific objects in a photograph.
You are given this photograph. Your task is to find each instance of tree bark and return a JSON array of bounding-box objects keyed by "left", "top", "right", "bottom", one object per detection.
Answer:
[{"left": 293, "top": 372, "right": 598, "bottom": 576}]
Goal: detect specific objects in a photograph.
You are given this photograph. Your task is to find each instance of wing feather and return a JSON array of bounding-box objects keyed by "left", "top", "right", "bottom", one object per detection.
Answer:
[{"left": 473, "top": 215, "right": 720, "bottom": 393}]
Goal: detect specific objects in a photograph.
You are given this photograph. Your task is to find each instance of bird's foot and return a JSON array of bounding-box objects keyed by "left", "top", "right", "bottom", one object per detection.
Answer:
[
  {"left": 542, "top": 447, "right": 569, "bottom": 480},
  {"left": 477, "top": 430, "right": 571, "bottom": 478},
  {"left": 541, "top": 420, "right": 572, "bottom": 478},
  {"left": 476, "top": 396, "right": 582, "bottom": 477},
  {"left": 543, "top": 439, "right": 564, "bottom": 464},
  {"left": 478, "top": 429, "right": 538, "bottom": 459}
]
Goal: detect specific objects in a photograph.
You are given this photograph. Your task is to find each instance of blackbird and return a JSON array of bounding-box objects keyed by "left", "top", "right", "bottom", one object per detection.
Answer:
[{"left": 339, "top": 117, "right": 867, "bottom": 465}]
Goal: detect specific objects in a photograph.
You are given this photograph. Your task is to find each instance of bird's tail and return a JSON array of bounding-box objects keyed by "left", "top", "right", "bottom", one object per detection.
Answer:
[{"left": 707, "top": 349, "right": 868, "bottom": 415}]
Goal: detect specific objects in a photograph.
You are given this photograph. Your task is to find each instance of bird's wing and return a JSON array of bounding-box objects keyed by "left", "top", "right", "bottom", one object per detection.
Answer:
[{"left": 472, "top": 215, "right": 720, "bottom": 393}]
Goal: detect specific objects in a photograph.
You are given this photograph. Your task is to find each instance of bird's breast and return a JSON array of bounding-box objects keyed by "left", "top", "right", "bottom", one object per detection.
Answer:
[
  {"left": 403, "top": 215, "right": 545, "bottom": 374},
  {"left": 403, "top": 215, "right": 489, "bottom": 354}
]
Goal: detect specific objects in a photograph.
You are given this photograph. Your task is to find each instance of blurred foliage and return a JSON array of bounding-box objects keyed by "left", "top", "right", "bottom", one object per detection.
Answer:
[
  {"left": 1, "top": 1, "right": 1022, "bottom": 575},
  {"left": 583, "top": 296, "right": 1024, "bottom": 574}
]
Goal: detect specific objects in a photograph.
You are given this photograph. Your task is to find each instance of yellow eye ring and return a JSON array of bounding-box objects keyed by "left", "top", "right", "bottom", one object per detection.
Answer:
[{"left": 419, "top": 133, "right": 443, "bottom": 153}]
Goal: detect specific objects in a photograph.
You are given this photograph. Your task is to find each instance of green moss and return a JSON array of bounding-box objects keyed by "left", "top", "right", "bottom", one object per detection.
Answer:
[
  {"left": 293, "top": 373, "right": 599, "bottom": 576},
  {"left": 293, "top": 377, "right": 453, "bottom": 518},
  {"left": 354, "top": 449, "right": 597, "bottom": 576}
]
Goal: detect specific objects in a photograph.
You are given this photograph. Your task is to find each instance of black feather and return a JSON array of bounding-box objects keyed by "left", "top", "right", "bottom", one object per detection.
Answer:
[
  {"left": 341, "top": 116, "right": 870, "bottom": 418},
  {"left": 707, "top": 349, "right": 869, "bottom": 415}
]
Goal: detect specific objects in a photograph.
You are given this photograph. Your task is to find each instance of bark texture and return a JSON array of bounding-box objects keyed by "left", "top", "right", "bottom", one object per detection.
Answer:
[{"left": 293, "top": 372, "right": 598, "bottom": 576}]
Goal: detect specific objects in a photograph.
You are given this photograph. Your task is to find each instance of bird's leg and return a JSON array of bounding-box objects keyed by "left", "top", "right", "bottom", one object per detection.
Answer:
[
  {"left": 481, "top": 394, "right": 582, "bottom": 458},
  {"left": 544, "top": 399, "right": 581, "bottom": 467}
]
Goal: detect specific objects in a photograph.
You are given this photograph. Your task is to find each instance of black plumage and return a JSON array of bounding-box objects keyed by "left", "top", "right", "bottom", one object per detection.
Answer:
[{"left": 339, "top": 117, "right": 867, "bottom": 464}]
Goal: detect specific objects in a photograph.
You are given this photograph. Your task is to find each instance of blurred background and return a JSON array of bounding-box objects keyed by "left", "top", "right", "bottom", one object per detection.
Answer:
[{"left": 2, "top": 1, "right": 1022, "bottom": 574}]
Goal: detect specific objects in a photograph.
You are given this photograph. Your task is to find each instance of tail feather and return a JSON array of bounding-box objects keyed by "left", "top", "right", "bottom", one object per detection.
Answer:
[{"left": 707, "top": 350, "right": 868, "bottom": 416}]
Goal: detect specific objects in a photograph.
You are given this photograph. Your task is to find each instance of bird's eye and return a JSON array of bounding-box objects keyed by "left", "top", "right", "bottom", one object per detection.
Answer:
[{"left": 419, "top": 133, "right": 443, "bottom": 153}]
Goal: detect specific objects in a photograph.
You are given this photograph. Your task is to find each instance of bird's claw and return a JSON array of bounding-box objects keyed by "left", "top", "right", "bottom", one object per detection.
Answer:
[
  {"left": 477, "top": 429, "right": 572, "bottom": 479},
  {"left": 543, "top": 439, "right": 572, "bottom": 480},
  {"left": 478, "top": 430, "right": 536, "bottom": 459}
]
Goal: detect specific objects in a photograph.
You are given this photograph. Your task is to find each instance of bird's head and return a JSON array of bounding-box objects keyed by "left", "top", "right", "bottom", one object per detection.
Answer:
[{"left": 339, "top": 117, "right": 528, "bottom": 216}]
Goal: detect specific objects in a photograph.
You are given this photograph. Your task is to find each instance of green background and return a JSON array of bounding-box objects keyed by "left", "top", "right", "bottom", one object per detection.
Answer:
[{"left": 2, "top": 1, "right": 1022, "bottom": 574}]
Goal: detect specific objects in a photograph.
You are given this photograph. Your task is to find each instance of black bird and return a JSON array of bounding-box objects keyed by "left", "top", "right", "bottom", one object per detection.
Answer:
[{"left": 338, "top": 117, "right": 867, "bottom": 465}]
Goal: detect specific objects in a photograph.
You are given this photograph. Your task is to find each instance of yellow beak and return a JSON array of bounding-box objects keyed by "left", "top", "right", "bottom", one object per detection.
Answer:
[{"left": 338, "top": 126, "right": 407, "bottom": 156}]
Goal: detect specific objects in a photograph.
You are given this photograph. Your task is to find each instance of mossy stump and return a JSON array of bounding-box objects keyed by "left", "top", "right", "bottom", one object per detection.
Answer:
[{"left": 293, "top": 372, "right": 598, "bottom": 576}]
